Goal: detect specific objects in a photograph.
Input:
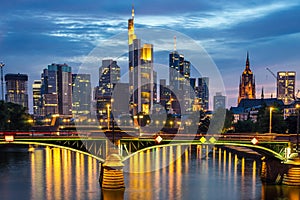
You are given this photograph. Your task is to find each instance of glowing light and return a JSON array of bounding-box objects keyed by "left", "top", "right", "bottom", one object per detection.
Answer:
[
  {"left": 5, "top": 135, "right": 14, "bottom": 142},
  {"left": 155, "top": 135, "right": 163, "bottom": 144},
  {"left": 251, "top": 137, "right": 258, "bottom": 145}
]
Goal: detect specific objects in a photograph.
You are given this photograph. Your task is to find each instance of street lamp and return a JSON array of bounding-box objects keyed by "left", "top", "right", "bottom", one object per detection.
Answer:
[
  {"left": 106, "top": 104, "right": 110, "bottom": 130},
  {"left": 269, "top": 107, "right": 274, "bottom": 133},
  {"left": 0, "top": 62, "right": 5, "bottom": 101},
  {"left": 296, "top": 104, "right": 300, "bottom": 154}
]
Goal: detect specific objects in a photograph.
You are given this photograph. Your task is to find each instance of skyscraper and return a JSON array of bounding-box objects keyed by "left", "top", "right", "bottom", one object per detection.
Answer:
[
  {"left": 96, "top": 59, "right": 120, "bottom": 119},
  {"left": 41, "top": 63, "right": 72, "bottom": 116},
  {"left": 99, "top": 59, "right": 120, "bottom": 97},
  {"left": 32, "top": 80, "right": 42, "bottom": 116},
  {"left": 238, "top": 52, "right": 256, "bottom": 104},
  {"left": 5, "top": 73, "right": 28, "bottom": 109},
  {"left": 197, "top": 77, "right": 209, "bottom": 111},
  {"left": 169, "top": 37, "right": 191, "bottom": 114},
  {"left": 277, "top": 71, "right": 296, "bottom": 105},
  {"left": 128, "top": 7, "right": 154, "bottom": 115},
  {"left": 72, "top": 74, "right": 91, "bottom": 116},
  {"left": 213, "top": 92, "right": 226, "bottom": 111}
]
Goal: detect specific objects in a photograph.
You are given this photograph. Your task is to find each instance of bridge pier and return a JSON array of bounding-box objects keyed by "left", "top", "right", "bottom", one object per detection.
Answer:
[
  {"left": 100, "top": 147, "right": 125, "bottom": 190},
  {"left": 260, "top": 157, "right": 289, "bottom": 184},
  {"left": 282, "top": 154, "right": 300, "bottom": 186}
]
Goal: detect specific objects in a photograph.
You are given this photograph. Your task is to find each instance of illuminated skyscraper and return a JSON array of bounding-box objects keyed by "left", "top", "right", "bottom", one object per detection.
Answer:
[
  {"left": 41, "top": 63, "right": 72, "bottom": 116},
  {"left": 128, "top": 7, "right": 154, "bottom": 115},
  {"left": 32, "top": 80, "right": 42, "bottom": 116},
  {"left": 238, "top": 52, "right": 256, "bottom": 104},
  {"left": 169, "top": 37, "right": 191, "bottom": 114},
  {"left": 99, "top": 59, "right": 120, "bottom": 97},
  {"left": 197, "top": 77, "right": 209, "bottom": 111},
  {"left": 213, "top": 92, "right": 226, "bottom": 111},
  {"left": 72, "top": 74, "right": 91, "bottom": 116},
  {"left": 5, "top": 73, "right": 28, "bottom": 109},
  {"left": 96, "top": 59, "right": 120, "bottom": 119},
  {"left": 277, "top": 71, "right": 296, "bottom": 105}
]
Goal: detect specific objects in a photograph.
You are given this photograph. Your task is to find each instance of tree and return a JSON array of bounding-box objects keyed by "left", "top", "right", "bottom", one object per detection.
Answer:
[
  {"left": 223, "top": 109, "right": 234, "bottom": 133},
  {"left": 0, "top": 101, "right": 32, "bottom": 131},
  {"left": 233, "top": 119, "right": 255, "bottom": 133},
  {"left": 254, "top": 103, "right": 286, "bottom": 133}
]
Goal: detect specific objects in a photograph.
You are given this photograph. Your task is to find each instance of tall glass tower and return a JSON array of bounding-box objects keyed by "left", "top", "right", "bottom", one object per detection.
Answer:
[
  {"left": 128, "top": 7, "right": 154, "bottom": 115},
  {"left": 5, "top": 73, "right": 28, "bottom": 110},
  {"left": 277, "top": 71, "right": 296, "bottom": 105}
]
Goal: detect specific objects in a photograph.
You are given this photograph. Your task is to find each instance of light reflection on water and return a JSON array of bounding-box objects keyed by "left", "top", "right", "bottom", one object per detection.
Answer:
[{"left": 0, "top": 145, "right": 299, "bottom": 200}]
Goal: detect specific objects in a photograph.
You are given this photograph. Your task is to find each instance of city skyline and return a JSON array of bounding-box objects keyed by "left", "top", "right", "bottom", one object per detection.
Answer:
[{"left": 1, "top": 1, "right": 300, "bottom": 112}]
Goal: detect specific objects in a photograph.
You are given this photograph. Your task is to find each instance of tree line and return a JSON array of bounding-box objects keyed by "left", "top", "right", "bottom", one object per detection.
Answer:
[{"left": 0, "top": 101, "right": 32, "bottom": 131}]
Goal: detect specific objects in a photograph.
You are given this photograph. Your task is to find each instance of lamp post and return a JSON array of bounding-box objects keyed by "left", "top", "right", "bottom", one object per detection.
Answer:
[
  {"left": 106, "top": 104, "right": 110, "bottom": 130},
  {"left": 0, "top": 62, "right": 5, "bottom": 101},
  {"left": 269, "top": 107, "right": 274, "bottom": 133},
  {"left": 296, "top": 104, "right": 300, "bottom": 154}
]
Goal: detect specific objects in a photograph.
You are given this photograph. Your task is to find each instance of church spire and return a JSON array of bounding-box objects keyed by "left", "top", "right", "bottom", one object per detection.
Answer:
[
  {"left": 245, "top": 51, "right": 250, "bottom": 70},
  {"left": 261, "top": 86, "right": 264, "bottom": 99}
]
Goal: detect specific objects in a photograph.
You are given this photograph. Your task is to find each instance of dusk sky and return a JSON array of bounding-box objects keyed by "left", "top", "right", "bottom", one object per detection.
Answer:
[{"left": 1, "top": 0, "right": 300, "bottom": 112}]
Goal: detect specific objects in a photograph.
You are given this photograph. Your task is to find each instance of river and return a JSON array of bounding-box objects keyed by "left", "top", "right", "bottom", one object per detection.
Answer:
[{"left": 0, "top": 145, "right": 299, "bottom": 200}]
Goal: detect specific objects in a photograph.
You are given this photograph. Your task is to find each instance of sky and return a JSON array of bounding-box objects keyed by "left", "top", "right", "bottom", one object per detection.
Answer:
[{"left": 1, "top": 0, "right": 300, "bottom": 112}]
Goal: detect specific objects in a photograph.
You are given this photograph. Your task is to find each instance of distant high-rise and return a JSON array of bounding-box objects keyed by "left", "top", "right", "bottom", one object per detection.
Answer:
[
  {"left": 238, "top": 52, "right": 256, "bottom": 104},
  {"left": 5, "top": 73, "right": 28, "bottom": 109},
  {"left": 72, "top": 74, "right": 91, "bottom": 116},
  {"left": 96, "top": 59, "right": 120, "bottom": 119},
  {"left": 41, "top": 63, "right": 72, "bottom": 116},
  {"left": 32, "top": 80, "right": 42, "bottom": 116},
  {"left": 168, "top": 37, "right": 191, "bottom": 114},
  {"left": 99, "top": 59, "right": 120, "bottom": 97},
  {"left": 197, "top": 77, "right": 209, "bottom": 111},
  {"left": 128, "top": 7, "right": 154, "bottom": 115},
  {"left": 277, "top": 71, "right": 296, "bottom": 105},
  {"left": 213, "top": 92, "right": 226, "bottom": 111}
]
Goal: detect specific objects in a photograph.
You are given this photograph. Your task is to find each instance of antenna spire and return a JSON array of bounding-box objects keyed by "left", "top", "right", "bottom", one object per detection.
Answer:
[
  {"left": 132, "top": 4, "right": 134, "bottom": 19},
  {"left": 174, "top": 36, "right": 176, "bottom": 51}
]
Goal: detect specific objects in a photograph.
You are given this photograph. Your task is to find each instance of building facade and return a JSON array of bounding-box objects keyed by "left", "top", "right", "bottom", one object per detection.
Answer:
[
  {"left": 238, "top": 52, "right": 256, "bottom": 104},
  {"left": 5, "top": 73, "right": 28, "bottom": 109},
  {"left": 197, "top": 77, "right": 209, "bottom": 111},
  {"left": 41, "top": 63, "right": 72, "bottom": 116},
  {"left": 96, "top": 59, "right": 120, "bottom": 119},
  {"left": 213, "top": 92, "right": 226, "bottom": 111},
  {"left": 169, "top": 41, "right": 191, "bottom": 114},
  {"left": 128, "top": 7, "right": 154, "bottom": 115},
  {"left": 32, "top": 80, "right": 42, "bottom": 116},
  {"left": 72, "top": 74, "right": 91, "bottom": 117},
  {"left": 277, "top": 71, "right": 296, "bottom": 105}
]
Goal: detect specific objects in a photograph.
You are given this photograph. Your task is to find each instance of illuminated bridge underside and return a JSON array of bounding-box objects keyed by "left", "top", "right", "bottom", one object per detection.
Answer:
[
  {"left": 121, "top": 142, "right": 287, "bottom": 162},
  {"left": 0, "top": 140, "right": 105, "bottom": 163}
]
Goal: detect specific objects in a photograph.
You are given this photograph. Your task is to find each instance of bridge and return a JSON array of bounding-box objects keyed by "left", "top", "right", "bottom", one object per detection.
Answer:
[{"left": 0, "top": 131, "right": 299, "bottom": 186}]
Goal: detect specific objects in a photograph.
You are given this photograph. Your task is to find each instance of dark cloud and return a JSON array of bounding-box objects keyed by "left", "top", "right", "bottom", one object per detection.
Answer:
[{"left": 1, "top": 0, "right": 300, "bottom": 109}]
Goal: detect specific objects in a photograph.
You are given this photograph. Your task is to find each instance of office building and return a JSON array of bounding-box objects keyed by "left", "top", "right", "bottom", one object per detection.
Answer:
[
  {"left": 213, "top": 92, "right": 226, "bottom": 111},
  {"left": 128, "top": 7, "right": 154, "bottom": 115},
  {"left": 41, "top": 63, "right": 72, "bottom": 116},
  {"left": 32, "top": 80, "right": 42, "bottom": 116},
  {"left": 96, "top": 59, "right": 120, "bottom": 119},
  {"left": 72, "top": 74, "right": 91, "bottom": 116},
  {"left": 277, "top": 71, "right": 296, "bottom": 105},
  {"left": 197, "top": 77, "right": 209, "bottom": 111},
  {"left": 5, "top": 73, "right": 28, "bottom": 109},
  {"left": 169, "top": 38, "right": 191, "bottom": 114}
]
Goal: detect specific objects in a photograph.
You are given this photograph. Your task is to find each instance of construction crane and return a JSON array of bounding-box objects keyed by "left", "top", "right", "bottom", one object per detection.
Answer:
[
  {"left": 266, "top": 67, "right": 277, "bottom": 79},
  {"left": 266, "top": 67, "right": 299, "bottom": 102},
  {"left": 265, "top": 67, "right": 277, "bottom": 98}
]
